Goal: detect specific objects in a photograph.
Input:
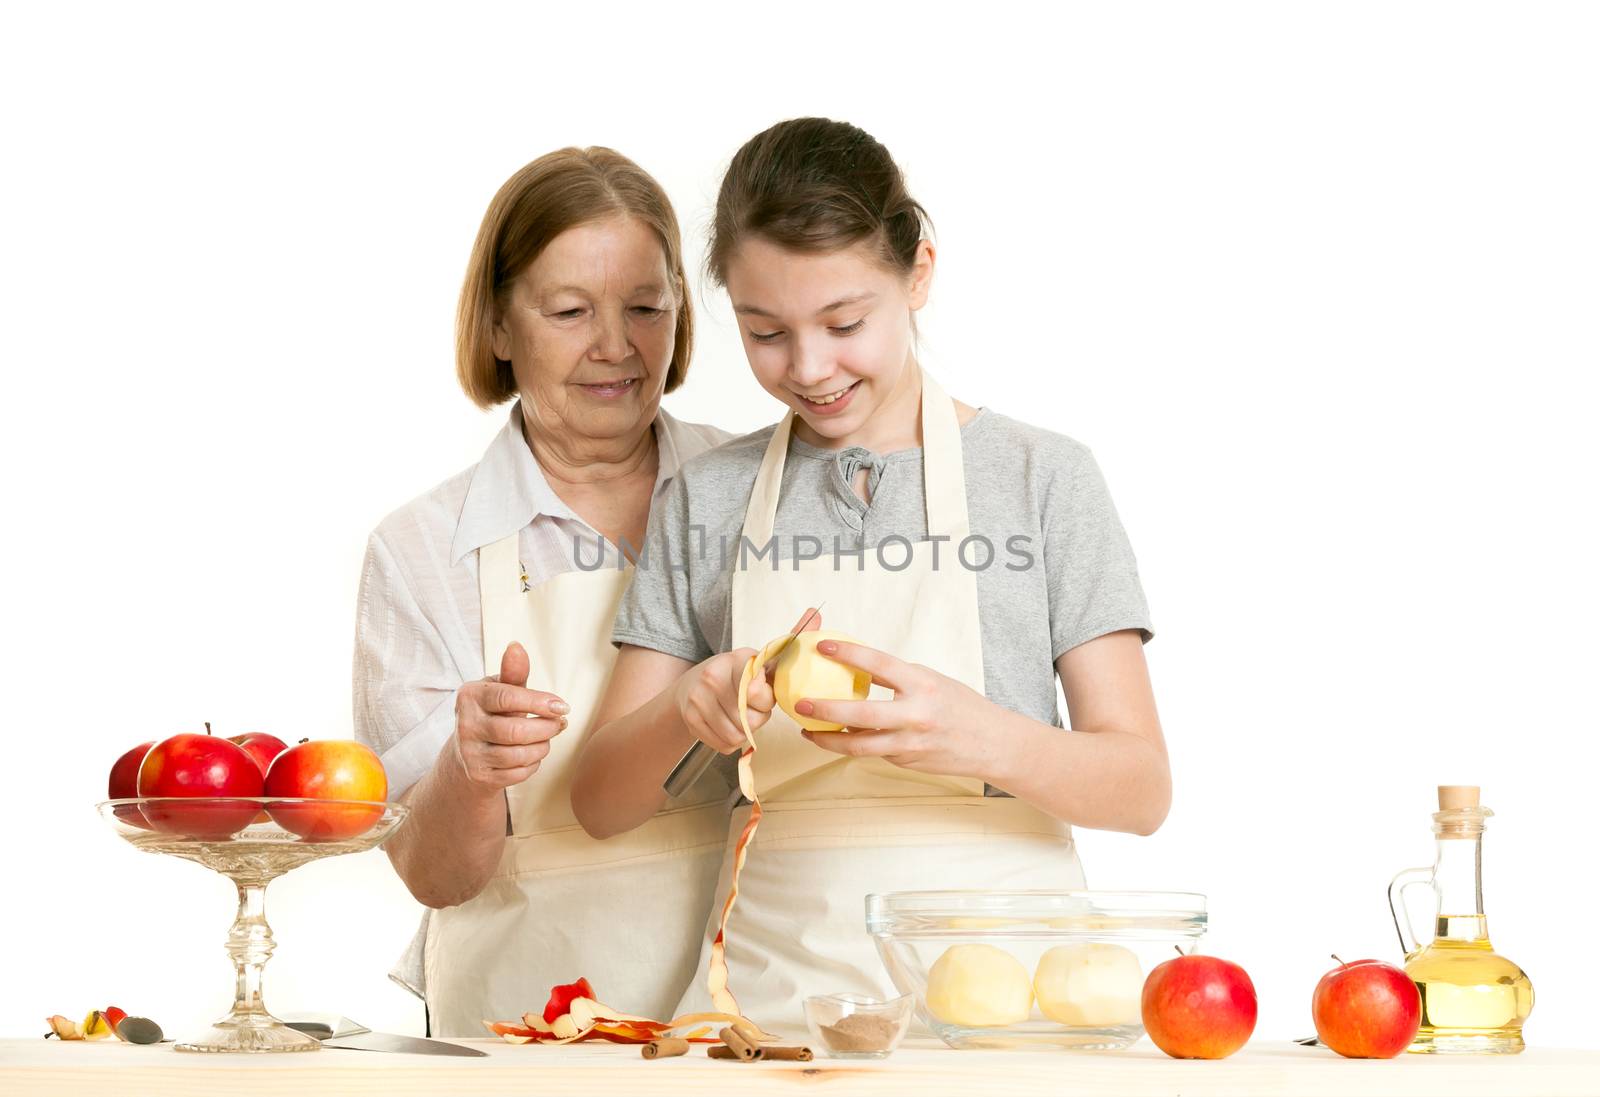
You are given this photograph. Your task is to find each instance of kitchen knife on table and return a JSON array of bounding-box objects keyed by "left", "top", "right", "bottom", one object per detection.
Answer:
[
  {"left": 323, "top": 1031, "right": 487, "bottom": 1056},
  {"left": 285, "top": 1018, "right": 487, "bottom": 1057}
]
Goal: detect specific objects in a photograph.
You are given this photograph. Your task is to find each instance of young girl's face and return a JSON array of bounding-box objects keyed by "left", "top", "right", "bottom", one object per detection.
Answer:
[{"left": 724, "top": 236, "right": 933, "bottom": 446}]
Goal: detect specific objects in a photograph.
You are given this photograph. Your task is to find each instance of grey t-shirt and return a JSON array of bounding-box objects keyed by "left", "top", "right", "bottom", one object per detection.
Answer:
[{"left": 613, "top": 408, "right": 1153, "bottom": 735}]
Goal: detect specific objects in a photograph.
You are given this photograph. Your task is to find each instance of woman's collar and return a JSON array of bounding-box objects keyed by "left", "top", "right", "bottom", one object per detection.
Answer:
[{"left": 448, "top": 401, "right": 690, "bottom": 566}]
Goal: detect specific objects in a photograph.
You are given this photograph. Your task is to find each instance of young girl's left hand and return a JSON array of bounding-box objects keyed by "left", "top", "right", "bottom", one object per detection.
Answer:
[{"left": 795, "top": 639, "right": 1003, "bottom": 781}]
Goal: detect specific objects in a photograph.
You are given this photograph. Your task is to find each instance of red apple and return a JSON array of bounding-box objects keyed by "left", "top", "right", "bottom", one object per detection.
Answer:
[
  {"left": 228, "top": 732, "right": 288, "bottom": 822},
  {"left": 1142, "top": 953, "right": 1258, "bottom": 1059},
  {"left": 265, "top": 740, "right": 387, "bottom": 841},
  {"left": 228, "top": 732, "right": 288, "bottom": 776},
  {"left": 1312, "top": 957, "right": 1421, "bottom": 1058},
  {"left": 108, "top": 741, "right": 156, "bottom": 828},
  {"left": 137, "top": 733, "right": 264, "bottom": 838}
]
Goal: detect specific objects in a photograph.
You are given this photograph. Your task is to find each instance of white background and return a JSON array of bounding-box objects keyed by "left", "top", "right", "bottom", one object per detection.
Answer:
[{"left": 2, "top": 0, "right": 1596, "bottom": 1052}]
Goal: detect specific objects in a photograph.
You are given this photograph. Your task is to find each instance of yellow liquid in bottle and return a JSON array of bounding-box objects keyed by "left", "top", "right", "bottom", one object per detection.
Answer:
[{"left": 1405, "top": 916, "right": 1533, "bottom": 1054}]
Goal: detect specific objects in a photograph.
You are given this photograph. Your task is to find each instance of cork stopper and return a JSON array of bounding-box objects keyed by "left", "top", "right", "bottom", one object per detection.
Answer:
[{"left": 1433, "top": 785, "right": 1490, "bottom": 838}]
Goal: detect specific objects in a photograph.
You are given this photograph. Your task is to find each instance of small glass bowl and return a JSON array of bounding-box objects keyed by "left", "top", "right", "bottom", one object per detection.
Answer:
[{"left": 803, "top": 992, "right": 914, "bottom": 1059}]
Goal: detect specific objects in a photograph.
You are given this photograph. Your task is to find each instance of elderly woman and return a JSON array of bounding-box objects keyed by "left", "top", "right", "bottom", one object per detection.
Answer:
[{"left": 354, "top": 149, "right": 732, "bottom": 1036}]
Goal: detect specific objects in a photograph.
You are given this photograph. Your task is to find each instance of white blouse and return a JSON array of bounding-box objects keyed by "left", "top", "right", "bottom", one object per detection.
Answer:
[{"left": 353, "top": 401, "right": 732, "bottom": 796}]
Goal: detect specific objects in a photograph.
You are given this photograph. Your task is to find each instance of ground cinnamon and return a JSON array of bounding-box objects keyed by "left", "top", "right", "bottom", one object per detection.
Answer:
[{"left": 818, "top": 1012, "right": 898, "bottom": 1054}]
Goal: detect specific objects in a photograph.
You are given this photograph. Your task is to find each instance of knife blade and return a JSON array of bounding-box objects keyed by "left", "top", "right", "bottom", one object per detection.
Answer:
[
  {"left": 323, "top": 1031, "right": 488, "bottom": 1056},
  {"left": 283, "top": 1016, "right": 366, "bottom": 1040},
  {"left": 662, "top": 604, "right": 823, "bottom": 798}
]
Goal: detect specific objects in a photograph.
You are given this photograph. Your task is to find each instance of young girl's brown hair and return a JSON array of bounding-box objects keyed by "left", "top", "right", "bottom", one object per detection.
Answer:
[{"left": 707, "top": 118, "right": 931, "bottom": 287}]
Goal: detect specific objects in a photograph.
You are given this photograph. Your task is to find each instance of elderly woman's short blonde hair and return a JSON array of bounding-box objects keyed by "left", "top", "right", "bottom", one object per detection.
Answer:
[{"left": 456, "top": 148, "right": 694, "bottom": 408}]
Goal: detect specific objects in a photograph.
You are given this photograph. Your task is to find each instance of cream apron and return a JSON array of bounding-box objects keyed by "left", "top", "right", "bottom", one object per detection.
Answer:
[
  {"left": 424, "top": 538, "right": 729, "bottom": 1036},
  {"left": 675, "top": 371, "right": 1086, "bottom": 1024}
]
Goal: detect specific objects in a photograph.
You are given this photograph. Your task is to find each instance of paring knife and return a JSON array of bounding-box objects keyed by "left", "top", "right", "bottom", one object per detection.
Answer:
[{"left": 662, "top": 604, "right": 823, "bottom": 798}]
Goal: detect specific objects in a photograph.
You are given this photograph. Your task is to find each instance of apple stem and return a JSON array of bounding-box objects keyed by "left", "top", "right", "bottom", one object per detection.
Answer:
[
  {"left": 205, "top": 721, "right": 212, "bottom": 736},
  {"left": 1174, "top": 946, "right": 1184, "bottom": 957},
  {"left": 1332, "top": 953, "right": 1347, "bottom": 969},
  {"left": 298, "top": 738, "right": 309, "bottom": 745}
]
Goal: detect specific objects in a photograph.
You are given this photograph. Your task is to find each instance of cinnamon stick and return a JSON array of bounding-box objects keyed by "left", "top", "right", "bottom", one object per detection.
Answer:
[
  {"left": 730, "top": 1019, "right": 764, "bottom": 1046},
  {"left": 719, "top": 1026, "right": 762, "bottom": 1060},
  {"left": 708, "top": 1044, "right": 766, "bottom": 1061},
  {"left": 762, "top": 1045, "right": 814, "bottom": 1061},
  {"left": 641, "top": 1038, "right": 690, "bottom": 1059}
]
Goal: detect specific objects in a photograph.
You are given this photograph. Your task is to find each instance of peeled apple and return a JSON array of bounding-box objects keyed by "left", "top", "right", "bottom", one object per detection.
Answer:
[
  {"left": 925, "top": 944, "right": 1034, "bottom": 1027},
  {"left": 1032, "top": 943, "right": 1143, "bottom": 1026},
  {"left": 773, "top": 630, "right": 871, "bottom": 732}
]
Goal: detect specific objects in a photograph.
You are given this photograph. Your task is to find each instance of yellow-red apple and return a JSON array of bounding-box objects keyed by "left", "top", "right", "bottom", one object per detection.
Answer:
[{"left": 265, "top": 740, "right": 386, "bottom": 840}]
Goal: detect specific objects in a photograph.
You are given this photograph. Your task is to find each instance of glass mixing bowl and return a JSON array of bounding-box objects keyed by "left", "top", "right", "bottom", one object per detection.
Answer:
[{"left": 867, "top": 890, "right": 1206, "bottom": 1050}]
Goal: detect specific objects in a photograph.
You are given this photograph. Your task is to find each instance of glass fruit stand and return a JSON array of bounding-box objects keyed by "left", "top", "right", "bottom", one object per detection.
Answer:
[{"left": 99, "top": 796, "right": 408, "bottom": 1053}]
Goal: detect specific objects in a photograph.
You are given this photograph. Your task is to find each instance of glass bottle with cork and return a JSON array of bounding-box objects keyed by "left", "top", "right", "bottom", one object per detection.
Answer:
[{"left": 1387, "top": 785, "right": 1534, "bottom": 1053}]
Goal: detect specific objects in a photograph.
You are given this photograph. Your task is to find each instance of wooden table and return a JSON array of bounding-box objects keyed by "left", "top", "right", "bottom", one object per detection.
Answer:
[{"left": 3, "top": 1037, "right": 1597, "bottom": 1095}]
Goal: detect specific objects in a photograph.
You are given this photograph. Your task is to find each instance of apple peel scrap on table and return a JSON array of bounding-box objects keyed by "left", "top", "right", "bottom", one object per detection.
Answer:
[
  {"left": 483, "top": 998, "right": 757, "bottom": 1046},
  {"left": 486, "top": 975, "right": 768, "bottom": 1046},
  {"left": 44, "top": 1007, "right": 131, "bottom": 1042}
]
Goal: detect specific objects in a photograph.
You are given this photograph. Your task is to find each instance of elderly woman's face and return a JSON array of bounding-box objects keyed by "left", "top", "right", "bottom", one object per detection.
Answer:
[{"left": 493, "top": 216, "right": 678, "bottom": 448}]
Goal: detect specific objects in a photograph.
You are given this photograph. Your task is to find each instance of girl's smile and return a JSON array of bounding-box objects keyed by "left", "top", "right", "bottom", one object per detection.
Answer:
[{"left": 793, "top": 379, "right": 860, "bottom": 414}]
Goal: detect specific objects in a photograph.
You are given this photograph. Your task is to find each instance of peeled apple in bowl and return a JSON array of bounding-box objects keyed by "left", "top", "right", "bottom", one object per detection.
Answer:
[
  {"left": 773, "top": 630, "right": 871, "bottom": 731},
  {"left": 925, "top": 943, "right": 1034, "bottom": 1027},
  {"left": 1033, "top": 943, "right": 1143, "bottom": 1026}
]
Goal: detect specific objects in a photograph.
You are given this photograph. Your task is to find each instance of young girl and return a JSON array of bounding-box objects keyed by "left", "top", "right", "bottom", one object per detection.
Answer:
[{"left": 571, "top": 118, "right": 1168, "bottom": 1023}]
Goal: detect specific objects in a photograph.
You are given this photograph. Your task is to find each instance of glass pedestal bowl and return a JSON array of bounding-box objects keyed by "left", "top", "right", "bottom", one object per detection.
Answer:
[
  {"left": 99, "top": 796, "right": 408, "bottom": 1053},
  {"left": 867, "top": 890, "right": 1206, "bottom": 1050}
]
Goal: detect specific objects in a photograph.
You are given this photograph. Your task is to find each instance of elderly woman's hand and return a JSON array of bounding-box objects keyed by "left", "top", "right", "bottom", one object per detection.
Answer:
[{"left": 452, "top": 642, "right": 570, "bottom": 792}]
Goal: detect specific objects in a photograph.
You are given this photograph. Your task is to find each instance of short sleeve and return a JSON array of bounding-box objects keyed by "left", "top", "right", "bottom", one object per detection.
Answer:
[
  {"left": 352, "top": 532, "right": 464, "bottom": 796},
  {"left": 612, "top": 472, "right": 713, "bottom": 664},
  {"left": 1042, "top": 446, "right": 1155, "bottom": 659}
]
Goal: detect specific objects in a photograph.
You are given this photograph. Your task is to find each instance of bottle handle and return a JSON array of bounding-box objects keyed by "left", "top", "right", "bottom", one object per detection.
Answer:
[{"left": 1387, "top": 866, "right": 1435, "bottom": 958}]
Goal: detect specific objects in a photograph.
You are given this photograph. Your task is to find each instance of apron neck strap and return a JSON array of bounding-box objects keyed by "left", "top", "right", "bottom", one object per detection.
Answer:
[
  {"left": 742, "top": 414, "right": 793, "bottom": 547},
  {"left": 480, "top": 532, "right": 523, "bottom": 593},
  {"left": 918, "top": 370, "right": 970, "bottom": 541},
  {"left": 739, "top": 368, "right": 970, "bottom": 544}
]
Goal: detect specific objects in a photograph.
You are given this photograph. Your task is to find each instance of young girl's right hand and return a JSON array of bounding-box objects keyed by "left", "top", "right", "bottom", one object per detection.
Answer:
[{"left": 672, "top": 648, "right": 775, "bottom": 753}]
